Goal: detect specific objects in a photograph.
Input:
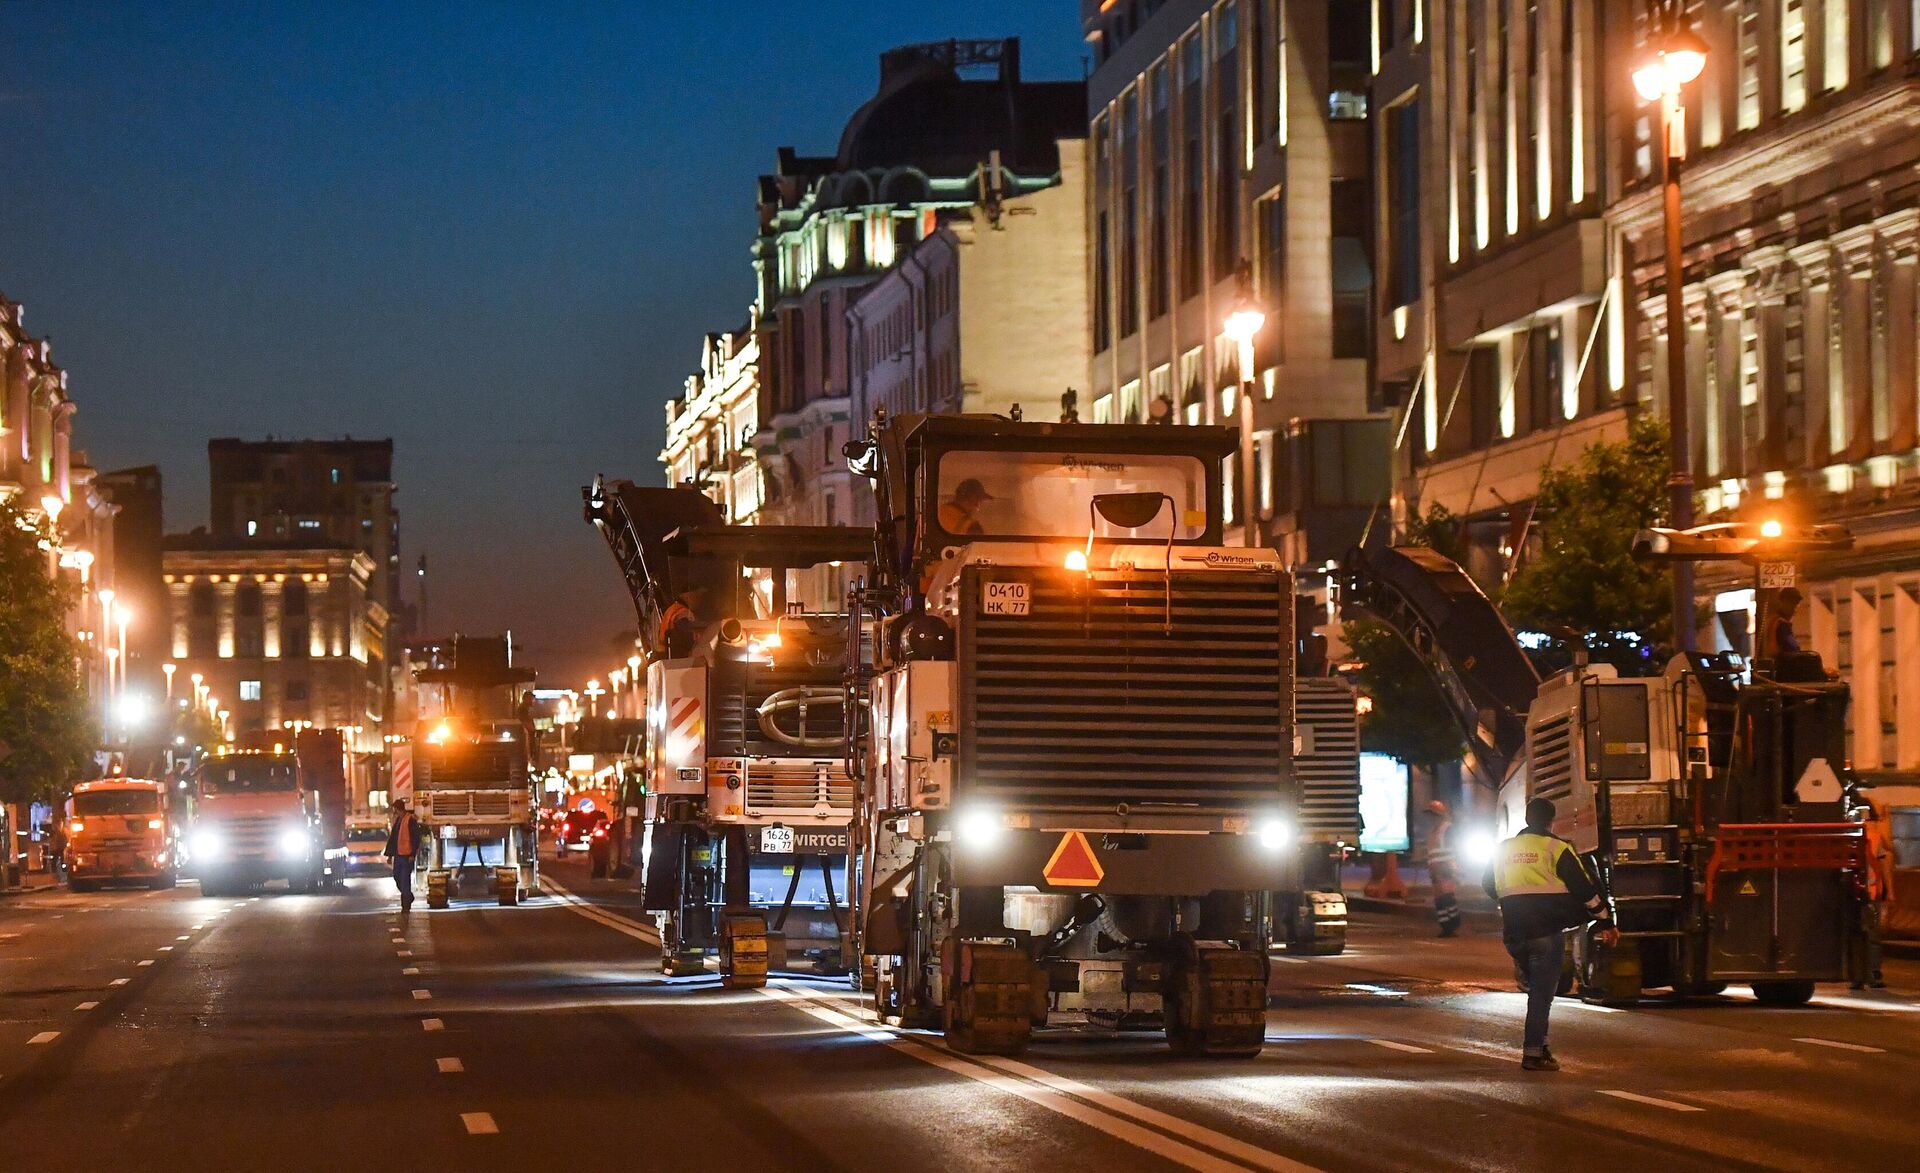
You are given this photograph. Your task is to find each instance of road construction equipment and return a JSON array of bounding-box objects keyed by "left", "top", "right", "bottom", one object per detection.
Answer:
[
  {"left": 64, "top": 777, "right": 175, "bottom": 891},
  {"left": 584, "top": 479, "right": 868, "bottom": 986},
  {"left": 1344, "top": 522, "right": 1873, "bottom": 1005},
  {"left": 401, "top": 636, "right": 539, "bottom": 907},
  {"left": 844, "top": 412, "right": 1347, "bottom": 1056}
]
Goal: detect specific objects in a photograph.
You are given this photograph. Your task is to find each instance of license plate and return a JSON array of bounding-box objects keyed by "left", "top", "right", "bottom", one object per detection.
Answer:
[
  {"left": 759, "top": 826, "right": 795, "bottom": 854},
  {"left": 1759, "top": 561, "right": 1797, "bottom": 589},
  {"left": 983, "top": 581, "right": 1030, "bottom": 616}
]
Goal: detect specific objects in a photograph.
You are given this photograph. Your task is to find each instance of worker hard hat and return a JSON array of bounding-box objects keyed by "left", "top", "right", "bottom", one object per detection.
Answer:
[
  {"left": 1426, "top": 800, "right": 1449, "bottom": 815},
  {"left": 953, "top": 478, "right": 994, "bottom": 504}
]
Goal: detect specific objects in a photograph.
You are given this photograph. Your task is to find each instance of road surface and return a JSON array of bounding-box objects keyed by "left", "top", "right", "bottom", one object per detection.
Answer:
[{"left": 2, "top": 853, "right": 1914, "bottom": 1171}]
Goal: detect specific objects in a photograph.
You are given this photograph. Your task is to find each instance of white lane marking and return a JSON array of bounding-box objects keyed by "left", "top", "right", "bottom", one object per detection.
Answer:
[
  {"left": 27, "top": 1032, "right": 59, "bottom": 1045},
  {"left": 74, "top": 1001, "right": 99, "bottom": 1012},
  {"left": 539, "top": 877, "right": 661, "bottom": 944},
  {"left": 1559, "top": 1000, "right": 1624, "bottom": 1014},
  {"left": 437, "top": 1057, "right": 464, "bottom": 1073},
  {"left": 1794, "top": 1037, "right": 1886, "bottom": 1054},
  {"left": 1366, "top": 1039, "right": 1434, "bottom": 1054},
  {"left": 412, "top": 989, "right": 432, "bottom": 1000},
  {"left": 461, "top": 1112, "right": 498, "bottom": 1136},
  {"left": 109, "top": 979, "right": 129, "bottom": 987},
  {"left": 397, "top": 950, "right": 413, "bottom": 957},
  {"left": 1598, "top": 1090, "right": 1705, "bottom": 1113},
  {"left": 176, "top": 935, "right": 191, "bottom": 941},
  {"left": 1271, "top": 956, "right": 1308, "bottom": 965},
  {"left": 158, "top": 946, "right": 174, "bottom": 952},
  {"left": 391, "top": 938, "right": 406, "bottom": 944},
  {"left": 764, "top": 990, "right": 1320, "bottom": 1173},
  {"left": 421, "top": 1018, "right": 444, "bottom": 1031},
  {"left": 136, "top": 960, "right": 154, "bottom": 967},
  {"left": 403, "top": 967, "right": 421, "bottom": 975},
  {"left": 191, "top": 924, "right": 204, "bottom": 930}
]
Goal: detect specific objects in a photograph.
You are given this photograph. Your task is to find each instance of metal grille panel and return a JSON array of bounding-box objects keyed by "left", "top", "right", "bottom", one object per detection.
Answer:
[
  {"left": 743, "top": 759, "right": 855, "bottom": 817},
  {"left": 961, "top": 569, "right": 1291, "bottom": 816},
  {"left": 1294, "top": 677, "right": 1360, "bottom": 839}
]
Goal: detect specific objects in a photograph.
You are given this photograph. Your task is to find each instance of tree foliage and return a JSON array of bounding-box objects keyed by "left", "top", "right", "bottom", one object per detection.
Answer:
[
  {"left": 1503, "top": 415, "right": 1673, "bottom": 673},
  {"left": 0, "top": 496, "right": 96, "bottom": 803},
  {"left": 1344, "top": 618, "right": 1467, "bottom": 768}
]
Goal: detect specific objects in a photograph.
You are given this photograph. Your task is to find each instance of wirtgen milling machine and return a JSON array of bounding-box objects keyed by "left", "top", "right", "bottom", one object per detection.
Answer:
[
  {"left": 844, "top": 413, "right": 1351, "bottom": 1056},
  {"left": 584, "top": 479, "right": 868, "bottom": 987}
]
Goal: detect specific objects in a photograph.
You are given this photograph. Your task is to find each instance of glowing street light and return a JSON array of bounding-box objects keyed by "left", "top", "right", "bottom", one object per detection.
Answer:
[
  {"left": 1222, "top": 279, "right": 1267, "bottom": 549},
  {"left": 584, "top": 678, "right": 605, "bottom": 718},
  {"left": 163, "top": 662, "right": 177, "bottom": 700}
]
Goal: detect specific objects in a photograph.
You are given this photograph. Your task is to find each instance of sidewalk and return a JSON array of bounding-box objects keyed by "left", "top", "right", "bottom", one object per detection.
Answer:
[
  {"left": 0, "top": 869, "right": 60, "bottom": 897},
  {"left": 1341, "top": 860, "right": 1503, "bottom": 931}
]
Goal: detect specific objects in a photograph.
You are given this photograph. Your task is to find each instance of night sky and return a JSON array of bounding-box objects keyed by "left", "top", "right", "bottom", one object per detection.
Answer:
[{"left": 1, "top": 2, "right": 1086, "bottom": 684}]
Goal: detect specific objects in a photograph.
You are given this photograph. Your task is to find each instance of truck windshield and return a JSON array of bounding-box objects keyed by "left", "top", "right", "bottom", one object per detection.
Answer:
[
  {"left": 934, "top": 450, "right": 1209, "bottom": 542},
  {"left": 72, "top": 790, "right": 162, "bottom": 816},
  {"left": 199, "top": 760, "right": 298, "bottom": 794}
]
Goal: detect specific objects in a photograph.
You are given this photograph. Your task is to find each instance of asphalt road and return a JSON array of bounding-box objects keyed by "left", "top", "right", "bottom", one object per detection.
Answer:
[{"left": 2, "top": 854, "right": 1915, "bottom": 1172}]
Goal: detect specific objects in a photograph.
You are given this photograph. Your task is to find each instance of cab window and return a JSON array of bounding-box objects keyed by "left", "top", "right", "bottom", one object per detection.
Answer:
[
  {"left": 932, "top": 450, "right": 1209, "bottom": 542},
  {"left": 72, "top": 790, "right": 162, "bottom": 816}
]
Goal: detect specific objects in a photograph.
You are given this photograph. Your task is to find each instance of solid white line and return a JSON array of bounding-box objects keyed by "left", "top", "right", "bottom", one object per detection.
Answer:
[
  {"left": 1365, "top": 1039, "right": 1434, "bottom": 1054},
  {"left": 74, "top": 1002, "right": 99, "bottom": 1012},
  {"left": 460, "top": 1112, "right": 498, "bottom": 1135},
  {"left": 437, "top": 1057, "right": 464, "bottom": 1073},
  {"left": 109, "top": 979, "right": 129, "bottom": 987},
  {"left": 412, "top": 989, "right": 432, "bottom": 1000},
  {"left": 1271, "top": 956, "right": 1308, "bottom": 965},
  {"left": 539, "top": 878, "right": 662, "bottom": 944},
  {"left": 1794, "top": 1037, "right": 1886, "bottom": 1054},
  {"left": 421, "top": 1017, "right": 444, "bottom": 1031},
  {"left": 763, "top": 988, "right": 1319, "bottom": 1173},
  {"left": 1597, "top": 1090, "right": 1705, "bottom": 1113},
  {"left": 27, "top": 1031, "right": 59, "bottom": 1045}
]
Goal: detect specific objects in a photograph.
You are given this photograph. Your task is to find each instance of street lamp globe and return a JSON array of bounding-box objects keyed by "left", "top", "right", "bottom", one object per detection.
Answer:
[
  {"left": 1223, "top": 302, "right": 1265, "bottom": 346},
  {"left": 1633, "top": 26, "right": 1709, "bottom": 100}
]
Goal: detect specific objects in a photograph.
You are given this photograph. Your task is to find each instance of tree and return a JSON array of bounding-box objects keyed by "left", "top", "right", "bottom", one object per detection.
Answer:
[
  {"left": 1344, "top": 619, "right": 1467, "bottom": 769},
  {"left": 1502, "top": 415, "right": 1673, "bottom": 673},
  {"left": 0, "top": 496, "right": 96, "bottom": 803}
]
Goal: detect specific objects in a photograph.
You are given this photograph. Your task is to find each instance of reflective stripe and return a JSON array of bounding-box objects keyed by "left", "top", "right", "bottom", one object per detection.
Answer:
[{"left": 1493, "top": 832, "right": 1571, "bottom": 899}]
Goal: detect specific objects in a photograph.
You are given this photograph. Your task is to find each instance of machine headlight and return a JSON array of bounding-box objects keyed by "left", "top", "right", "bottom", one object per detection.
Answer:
[
  {"left": 1256, "top": 817, "right": 1295, "bottom": 853},
  {"left": 278, "top": 829, "right": 310, "bottom": 859},
  {"left": 953, "top": 805, "right": 1005, "bottom": 851},
  {"left": 190, "top": 827, "right": 224, "bottom": 860},
  {"left": 1461, "top": 829, "right": 1498, "bottom": 869}
]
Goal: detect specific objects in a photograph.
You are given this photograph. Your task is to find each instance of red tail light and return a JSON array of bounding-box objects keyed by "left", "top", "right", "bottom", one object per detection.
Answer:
[{"left": 592, "top": 826, "right": 607, "bottom": 838}]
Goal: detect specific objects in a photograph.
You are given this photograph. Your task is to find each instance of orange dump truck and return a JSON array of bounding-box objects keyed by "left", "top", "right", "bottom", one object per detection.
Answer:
[{"left": 65, "top": 778, "right": 176, "bottom": 891}]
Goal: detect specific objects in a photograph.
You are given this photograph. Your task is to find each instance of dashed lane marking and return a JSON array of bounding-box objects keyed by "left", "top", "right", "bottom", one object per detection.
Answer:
[
  {"left": 421, "top": 1018, "right": 444, "bottom": 1032},
  {"left": 412, "top": 989, "right": 432, "bottom": 1000},
  {"left": 158, "top": 946, "right": 174, "bottom": 952},
  {"left": 460, "top": 1112, "right": 498, "bottom": 1136},
  {"left": 1365, "top": 1039, "right": 1434, "bottom": 1054},
  {"left": 26, "top": 1032, "right": 59, "bottom": 1045},
  {"left": 136, "top": 960, "right": 154, "bottom": 967},
  {"left": 176, "top": 935, "right": 191, "bottom": 941},
  {"left": 109, "top": 979, "right": 129, "bottom": 987},
  {"left": 437, "top": 1057, "right": 464, "bottom": 1073},
  {"left": 1598, "top": 1090, "right": 1706, "bottom": 1113},
  {"left": 397, "top": 950, "right": 413, "bottom": 957},
  {"left": 74, "top": 1002, "right": 99, "bottom": 1012},
  {"left": 1794, "top": 1037, "right": 1886, "bottom": 1054},
  {"left": 403, "top": 967, "right": 421, "bottom": 975}
]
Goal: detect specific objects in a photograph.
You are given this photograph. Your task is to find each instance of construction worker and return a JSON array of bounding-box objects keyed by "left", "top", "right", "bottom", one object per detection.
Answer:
[
  {"left": 1483, "top": 797, "right": 1616, "bottom": 1071},
  {"left": 1426, "top": 799, "right": 1462, "bottom": 938},
  {"left": 1766, "top": 587, "right": 1804, "bottom": 659},
  {"left": 658, "top": 585, "right": 705, "bottom": 658},
  {"left": 938, "top": 478, "right": 993, "bottom": 536},
  {"left": 383, "top": 799, "right": 428, "bottom": 913}
]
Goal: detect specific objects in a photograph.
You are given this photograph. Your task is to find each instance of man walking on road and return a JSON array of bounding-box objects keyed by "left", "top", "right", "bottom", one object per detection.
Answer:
[
  {"left": 1425, "top": 800, "right": 1462, "bottom": 938},
  {"left": 1484, "top": 797, "right": 1615, "bottom": 1071},
  {"left": 383, "top": 799, "right": 427, "bottom": 912}
]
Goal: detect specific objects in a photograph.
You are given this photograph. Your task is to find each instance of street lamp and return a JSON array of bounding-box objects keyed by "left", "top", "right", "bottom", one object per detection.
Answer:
[
  {"left": 163, "top": 662, "right": 176, "bottom": 701},
  {"left": 584, "top": 678, "right": 605, "bottom": 718},
  {"left": 98, "top": 588, "right": 117, "bottom": 699},
  {"left": 114, "top": 603, "right": 132, "bottom": 696},
  {"left": 1633, "top": 6, "right": 1709, "bottom": 651},
  {"left": 1223, "top": 280, "right": 1267, "bottom": 549}
]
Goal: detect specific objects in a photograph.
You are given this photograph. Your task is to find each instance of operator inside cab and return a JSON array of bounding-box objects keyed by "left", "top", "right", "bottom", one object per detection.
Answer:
[
  {"left": 938, "top": 478, "right": 994, "bottom": 536},
  {"left": 658, "top": 584, "right": 710, "bottom": 659}
]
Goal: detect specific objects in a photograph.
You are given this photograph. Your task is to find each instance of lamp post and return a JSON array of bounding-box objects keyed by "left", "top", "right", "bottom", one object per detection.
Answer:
[
  {"left": 114, "top": 603, "right": 132, "bottom": 697},
  {"left": 98, "top": 588, "right": 117, "bottom": 700},
  {"left": 163, "top": 662, "right": 176, "bottom": 701},
  {"left": 626, "top": 653, "right": 642, "bottom": 719},
  {"left": 585, "top": 679, "right": 604, "bottom": 719},
  {"left": 1633, "top": 6, "right": 1709, "bottom": 651},
  {"left": 1223, "top": 278, "right": 1268, "bottom": 550}
]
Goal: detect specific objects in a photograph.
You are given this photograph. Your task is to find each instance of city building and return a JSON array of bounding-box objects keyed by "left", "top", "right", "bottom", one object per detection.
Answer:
[
  {"left": 1612, "top": 2, "right": 1920, "bottom": 777},
  {"left": 1081, "top": 0, "right": 1389, "bottom": 571},
  {"left": 0, "top": 294, "right": 122, "bottom": 715},
  {"left": 161, "top": 534, "right": 388, "bottom": 750},
  {"left": 207, "top": 437, "right": 404, "bottom": 626},
  {"left": 750, "top": 38, "right": 1087, "bottom": 606},
  {"left": 1370, "top": 0, "right": 1623, "bottom": 585},
  {"left": 661, "top": 323, "right": 763, "bottom": 525},
  {"left": 845, "top": 167, "right": 1091, "bottom": 425},
  {"left": 96, "top": 466, "right": 166, "bottom": 701}
]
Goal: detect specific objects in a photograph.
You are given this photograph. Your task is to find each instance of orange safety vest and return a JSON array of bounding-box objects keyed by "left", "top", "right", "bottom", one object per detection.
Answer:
[
  {"left": 938, "top": 500, "right": 982, "bottom": 536},
  {"left": 657, "top": 599, "right": 694, "bottom": 645}
]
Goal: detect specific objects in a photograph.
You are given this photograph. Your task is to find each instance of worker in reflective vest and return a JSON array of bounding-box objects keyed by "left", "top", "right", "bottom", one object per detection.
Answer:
[
  {"left": 1483, "top": 797, "right": 1615, "bottom": 1071},
  {"left": 1426, "top": 800, "right": 1462, "bottom": 938},
  {"left": 657, "top": 586, "right": 704, "bottom": 658}
]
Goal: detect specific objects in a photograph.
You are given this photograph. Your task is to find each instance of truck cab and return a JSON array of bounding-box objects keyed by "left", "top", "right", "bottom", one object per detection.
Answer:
[
  {"left": 187, "top": 751, "right": 325, "bottom": 896},
  {"left": 65, "top": 777, "right": 175, "bottom": 891}
]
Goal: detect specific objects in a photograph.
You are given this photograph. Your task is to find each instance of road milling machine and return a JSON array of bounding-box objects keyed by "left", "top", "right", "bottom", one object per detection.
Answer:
[
  {"left": 843, "top": 412, "right": 1357, "bottom": 1056},
  {"left": 1344, "top": 523, "right": 1876, "bottom": 1006},
  {"left": 584, "top": 478, "right": 869, "bottom": 988},
  {"left": 398, "top": 635, "right": 539, "bottom": 908}
]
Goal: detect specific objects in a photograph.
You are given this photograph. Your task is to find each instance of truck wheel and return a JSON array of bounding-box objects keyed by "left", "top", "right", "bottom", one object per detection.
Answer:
[
  {"left": 68, "top": 878, "right": 98, "bottom": 894},
  {"left": 941, "top": 939, "right": 1032, "bottom": 1055},
  {"left": 1579, "top": 938, "right": 1642, "bottom": 1006},
  {"left": 1164, "top": 937, "right": 1269, "bottom": 1058},
  {"left": 199, "top": 878, "right": 222, "bottom": 898},
  {"left": 720, "top": 912, "right": 770, "bottom": 990},
  {"left": 150, "top": 871, "right": 177, "bottom": 891},
  {"left": 1752, "top": 980, "right": 1816, "bottom": 1007}
]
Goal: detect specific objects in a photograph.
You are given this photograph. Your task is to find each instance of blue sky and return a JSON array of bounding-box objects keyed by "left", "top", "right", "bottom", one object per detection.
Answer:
[{"left": 0, "top": 2, "right": 1087, "bottom": 680}]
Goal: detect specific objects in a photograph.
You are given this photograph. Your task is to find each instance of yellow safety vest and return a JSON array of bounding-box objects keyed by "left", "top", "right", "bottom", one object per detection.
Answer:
[{"left": 1493, "top": 831, "right": 1574, "bottom": 898}]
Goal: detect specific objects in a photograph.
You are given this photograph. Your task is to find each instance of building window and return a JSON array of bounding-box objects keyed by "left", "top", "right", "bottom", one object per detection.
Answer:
[
  {"left": 1826, "top": 0, "right": 1850, "bottom": 91},
  {"left": 240, "top": 679, "right": 262, "bottom": 702},
  {"left": 1180, "top": 35, "right": 1205, "bottom": 299},
  {"left": 1212, "top": 5, "right": 1241, "bottom": 280},
  {"left": 1257, "top": 191, "right": 1286, "bottom": 369},
  {"left": 1120, "top": 89, "right": 1140, "bottom": 339},
  {"left": 1386, "top": 98, "right": 1422, "bottom": 309},
  {"left": 298, "top": 518, "right": 321, "bottom": 531},
  {"left": 1737, "top": 0, "right": 1761, "bottom": 131},
  {"left": 1330, "top": 178, "right": 1372, "bottom": 360},
  {"left": 1119, "top": 379, "right": 1144, "bottom": 424},
  {"left": 1782, "top": 0, "right": 1807, "bottom": 113},
  {"left": 1094, "top": 210, "right": 1113, "bottom": 353},
  {"left": 1149, "top": 64, "right": 1171, "bottom": 320},
  {"left": 1179, "top": 346, "right": 1204, "bottom": 411},
  {"left": 246, "top": 519, "right": 258, "bottom": 537},
  {"left": 285, "top": 680, "right": 308, "bottom": 703},
  {"left": 1327, "top": 0, "right": 1370, "bottom": 120}
]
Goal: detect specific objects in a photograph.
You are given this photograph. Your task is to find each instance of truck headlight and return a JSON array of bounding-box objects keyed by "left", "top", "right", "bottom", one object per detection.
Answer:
[
  {"left": 1461, "top": 829, "right": 1498, "bottom": 869},
  {"left": 1256, "top": 817, "right": 1295, "bottom": 852},
  {"left": 953, "top": 805, "right": 1004, "bottom": 851},
  {"left": 278, "top": 829, "right": 310, "bottom": 859},
  {"left": 190, "top": 828, "right": 224, "bottom": 860}
]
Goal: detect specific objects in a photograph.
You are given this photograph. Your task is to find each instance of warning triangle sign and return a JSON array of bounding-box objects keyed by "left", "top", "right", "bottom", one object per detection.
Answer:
[
  {"left": 1042, "top": 831, "right": 1105, "bottom": 888},
  {"left": 1738, "top": 878, "right": 1758, "bottom": 896}
]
